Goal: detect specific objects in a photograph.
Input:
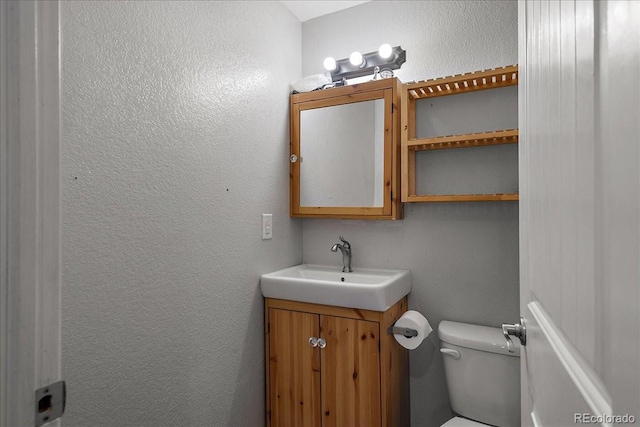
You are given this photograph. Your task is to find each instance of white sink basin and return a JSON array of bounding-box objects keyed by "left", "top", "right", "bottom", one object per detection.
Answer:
[{"left": 260, "top": 264, "right": 411, "bottom": 312}]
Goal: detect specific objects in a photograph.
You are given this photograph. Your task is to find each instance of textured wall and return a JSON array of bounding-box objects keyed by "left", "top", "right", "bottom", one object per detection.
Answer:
[
  {"left": 61, "top": 2, "right": 301, "bottom": 426},
  {"left": 300, "top": 2, "right": 519, "bottom": 426}
]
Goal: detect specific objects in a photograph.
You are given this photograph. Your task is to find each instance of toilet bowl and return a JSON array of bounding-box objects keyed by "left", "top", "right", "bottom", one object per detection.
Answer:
[
  {"left": 441, "top": 416, "right": 491, "bottom": 426},
  {"left": 438, "top": 321, "right": 521, "bottom": 427}
]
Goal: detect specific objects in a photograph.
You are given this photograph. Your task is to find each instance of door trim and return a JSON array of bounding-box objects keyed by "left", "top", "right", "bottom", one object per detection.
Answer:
[
  {"left": 0, "top": 1, "right": 62, "bottom": 425},
  {"left": 528, "top": 302, "right": 612, "bottom": 417}
]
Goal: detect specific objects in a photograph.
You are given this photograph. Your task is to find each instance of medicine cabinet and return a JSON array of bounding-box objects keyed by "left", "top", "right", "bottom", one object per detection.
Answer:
[{"left": 290, "top": 78, "right": 403, "bottom": 219}]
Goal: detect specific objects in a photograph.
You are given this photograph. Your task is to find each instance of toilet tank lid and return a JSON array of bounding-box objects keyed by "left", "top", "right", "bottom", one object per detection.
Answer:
[{"left": 438, "top": 321, "right": 520, "bottom": 357}]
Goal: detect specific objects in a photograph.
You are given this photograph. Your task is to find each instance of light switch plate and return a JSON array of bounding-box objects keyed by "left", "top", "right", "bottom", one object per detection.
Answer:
[{"left": 262, "top": 214, "right": 272, "bottom": 240}]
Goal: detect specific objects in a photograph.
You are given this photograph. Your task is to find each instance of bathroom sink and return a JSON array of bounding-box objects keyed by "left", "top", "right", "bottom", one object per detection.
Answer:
[{"left": 260, "top": 264, "right": 411, "bottom": 311}]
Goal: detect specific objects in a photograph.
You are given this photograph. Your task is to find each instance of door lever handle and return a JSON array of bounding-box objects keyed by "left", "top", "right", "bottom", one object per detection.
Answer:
[{"left": 501, "top": 317, "right": 526, "bottom": 353}]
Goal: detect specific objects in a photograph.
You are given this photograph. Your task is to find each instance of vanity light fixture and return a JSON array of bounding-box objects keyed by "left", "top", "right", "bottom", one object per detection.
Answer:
[
  {"left": 349, "top": 51, "right": 365, "bottom": 68},
  {"left": 378, "top": 43, "right": 393, "bottom": 59},
  {"left": 323, "top": 44, "right": 406, "bottom": 82},
  {"left": 323, "top": 56, "right": 337, "bottom": 71}
]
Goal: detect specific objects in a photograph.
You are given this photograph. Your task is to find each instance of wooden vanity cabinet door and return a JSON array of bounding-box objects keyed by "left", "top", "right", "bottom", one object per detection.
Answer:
[
  {"left": 320, "top": 315, "right": 382, "bottom": 427},
  {"left": 268, "top": 309, "right": 321, "bottom": 427}
]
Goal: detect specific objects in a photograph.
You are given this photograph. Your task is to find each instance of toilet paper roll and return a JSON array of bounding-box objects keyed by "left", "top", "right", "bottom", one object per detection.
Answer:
[{"left": 393, "top": 310, "right": 433, "bottom": 350}]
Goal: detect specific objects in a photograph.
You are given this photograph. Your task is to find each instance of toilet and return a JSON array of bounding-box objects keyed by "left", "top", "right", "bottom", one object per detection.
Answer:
[{"left": 438, "top": 321, "right": 521, "bottom": 427}]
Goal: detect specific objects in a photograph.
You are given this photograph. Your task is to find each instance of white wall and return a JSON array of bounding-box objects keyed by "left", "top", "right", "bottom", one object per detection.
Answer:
[
  {"left": 61, "top": 2, "right": 301, "bottom": 426},
  {"left": 300, "top": 2, "right": 519, "bottom": 425}
]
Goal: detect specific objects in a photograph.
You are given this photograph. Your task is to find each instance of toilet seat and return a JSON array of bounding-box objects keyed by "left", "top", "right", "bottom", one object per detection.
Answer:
[{"left": 441, "top": 416, "right": 490, "bottom": 427}]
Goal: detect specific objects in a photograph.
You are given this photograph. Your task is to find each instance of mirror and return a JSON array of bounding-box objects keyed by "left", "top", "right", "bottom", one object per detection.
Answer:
[
  {"left": 300, "top": 99, "right": 384, "bottom": 207},
  {"left": 290, "top": 78, "right": 402, "bottom": 219}
]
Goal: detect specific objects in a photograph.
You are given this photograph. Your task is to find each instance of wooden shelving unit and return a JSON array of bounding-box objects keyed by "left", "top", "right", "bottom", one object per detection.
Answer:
[{"left": 401, "top": 65, "right": 519, "bottom": 203}]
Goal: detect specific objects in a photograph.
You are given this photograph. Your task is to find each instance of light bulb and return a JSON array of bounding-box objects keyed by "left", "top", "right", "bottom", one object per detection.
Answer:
[
  {"left": 323, "top": 57, "right": 337, "bottom": 71},
  {"left": 378, "top": 43, "right": 393, "bottom": 59},
  {"left": 349, "top": 51, "right": 364, "bottom": 67}
]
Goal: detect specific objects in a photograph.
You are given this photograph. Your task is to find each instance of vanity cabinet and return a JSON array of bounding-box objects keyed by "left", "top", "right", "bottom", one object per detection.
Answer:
[
  {"left": 400, "top": 65, "right": 519, "bottom": 202},
  {"left": 264, "top": 297, "right": 409, "bottom": 427}
]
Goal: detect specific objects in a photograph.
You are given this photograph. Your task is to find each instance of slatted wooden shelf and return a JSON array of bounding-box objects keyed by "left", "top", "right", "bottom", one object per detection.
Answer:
[
  {"left": 406, "top": 193, "right": 519, "bottom": 203},
  {"left": 407, "top": 129, "right": 518, "bottom": 151},
  {"left": 405, "top": 65, "right": 518, "bottom": 99},
  {"left": 401, "top": 65, "right": 519, "bottom": 203}
]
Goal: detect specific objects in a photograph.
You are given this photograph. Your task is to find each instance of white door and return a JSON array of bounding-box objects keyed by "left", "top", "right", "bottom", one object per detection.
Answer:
[
  {"left": 518, "top": 1, "right": 639, "bottom": 426},
  {"left": 0, "top": 1, "right": 62, "bottom": 426}
]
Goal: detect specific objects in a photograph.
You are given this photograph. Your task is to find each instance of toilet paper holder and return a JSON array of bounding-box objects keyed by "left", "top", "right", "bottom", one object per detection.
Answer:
[{"left": 386, "top": 323, "right": 418, "bottom": 338}]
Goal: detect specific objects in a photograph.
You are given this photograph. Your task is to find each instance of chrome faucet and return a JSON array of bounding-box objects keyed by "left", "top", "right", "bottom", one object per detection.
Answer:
[{"left": 331, "top": 236, "right": 352, "bottom": 272}]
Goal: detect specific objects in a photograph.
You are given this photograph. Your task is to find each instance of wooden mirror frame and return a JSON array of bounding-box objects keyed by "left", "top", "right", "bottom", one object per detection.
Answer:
[{"left": 290, "top": 78, "right": 403, "bottom": 220}]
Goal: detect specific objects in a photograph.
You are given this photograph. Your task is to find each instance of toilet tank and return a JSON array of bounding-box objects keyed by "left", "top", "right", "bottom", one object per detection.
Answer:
[{"left": 438, "top": 321, "right": 521, "bottom": 427}]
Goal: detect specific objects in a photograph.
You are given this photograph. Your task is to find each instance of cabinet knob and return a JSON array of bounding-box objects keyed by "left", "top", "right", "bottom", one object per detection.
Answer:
[
  {"left": 317, "top": 338, "right": 326, "bottom": 349},
  {"left": 309, "top": 337, "right": 318, "bottom": 347}
]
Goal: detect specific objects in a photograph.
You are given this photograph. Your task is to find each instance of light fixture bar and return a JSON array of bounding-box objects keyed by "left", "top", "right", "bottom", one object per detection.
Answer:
[{"left": 329, "top": 45, "right": 406, "bottom": 82}]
